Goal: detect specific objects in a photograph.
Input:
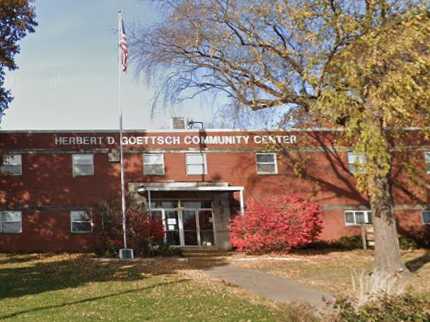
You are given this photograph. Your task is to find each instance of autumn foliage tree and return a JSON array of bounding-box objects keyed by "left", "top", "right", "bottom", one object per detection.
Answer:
[
  {"left": 229, "top": 196, "right": 322, "bottom": 254},
  {"left": 133, "top": 0, "right": 430, "bottom": 294},
  {"left": 0, "top": 0, "right": 37, "bottom": 119}
]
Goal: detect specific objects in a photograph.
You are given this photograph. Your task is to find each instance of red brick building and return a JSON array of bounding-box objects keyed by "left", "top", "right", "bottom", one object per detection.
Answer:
[{"left": 0, "top": 129, "right": 429, "bottom": 252}]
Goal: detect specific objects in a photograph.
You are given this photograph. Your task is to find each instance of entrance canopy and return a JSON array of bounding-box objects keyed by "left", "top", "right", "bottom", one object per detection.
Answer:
[{"left": 137, "top": 182, "right": 245, "bottom": 214}]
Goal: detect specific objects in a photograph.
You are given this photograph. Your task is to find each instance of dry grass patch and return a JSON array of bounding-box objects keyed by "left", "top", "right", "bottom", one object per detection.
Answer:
[{"left": 231, "top": 249, "right": 430, "bottom": 297}]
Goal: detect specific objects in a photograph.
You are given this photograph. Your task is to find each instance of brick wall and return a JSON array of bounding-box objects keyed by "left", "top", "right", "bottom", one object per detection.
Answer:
[{"left": 0, "top": 129, "right": 428, "bottom": 251}]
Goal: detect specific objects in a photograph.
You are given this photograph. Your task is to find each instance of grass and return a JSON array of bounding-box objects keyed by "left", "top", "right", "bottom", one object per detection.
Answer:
[
  {"left": 232, "top": 249, "right": 430, "bottom": 297},
  {"left": 0, "top": 253, "right": 306, "bottom": 322}
]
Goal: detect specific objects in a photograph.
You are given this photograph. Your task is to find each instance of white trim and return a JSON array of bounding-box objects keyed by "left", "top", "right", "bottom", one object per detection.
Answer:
[
  {"left": 344, "top": 210, "right": 372, "bottom": 226},
  {"left": 72, "top": 154, "right": 94, "bottom": 177},
  {"left": 239, "top": 190, "right": 245, "bottom": 215},
  {"left": 347, "top": 152, "right": 367, "bottom": 174},
  {"left": 0, "top": 154, "right": 22, "bottom": 176},
  {"left": 422, "top": 210, "right": 430, "bottom": 225},
  {"left": 70, "top": 210, "right": 93, "bottom": 233},
  {"left": 143, "top": 152, "right": 165, "bottom": 175},
  {"left": 185, "top": 152, "right": 207, "bottom": 175},
  {"left": 0, "top": 210, "right": 22, "bottom": 234},
  {"left": 138, "top": 186, "right": 244, "bottom": 192},
  {"left": 256, "top": 152, "right": 278, "bottom": 175},
  {"left": 424, "top": 151, "right": 430, "bottom": 174}
]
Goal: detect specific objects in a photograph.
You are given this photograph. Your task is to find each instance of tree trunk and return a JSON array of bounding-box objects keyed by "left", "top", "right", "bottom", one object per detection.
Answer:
[
  {"left": 370, "top": 176, "right": 404, "bottom": 272},
  {"left": 368, "top": 167, "right": 410, "bottom": 295}
]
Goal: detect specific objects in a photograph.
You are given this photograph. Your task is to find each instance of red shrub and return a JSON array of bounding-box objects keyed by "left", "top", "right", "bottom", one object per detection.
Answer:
[
  {"left": 127, "top": 208, "right": 164, "bottom": 252},
  {"left": 229, "top": 195, "right": 323, "bottom": 253},
  {"left": 95, "top": 203, "right": 164, "bottom": 256}
]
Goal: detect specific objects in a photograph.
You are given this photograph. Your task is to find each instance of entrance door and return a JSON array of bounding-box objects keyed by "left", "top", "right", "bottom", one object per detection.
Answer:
[
  {"left": 182, "top": 210, "right": 198, "bottom": 246},
  {"left": 164, "top": 210, "right": 180, "bottom": 245},
  {"left": 198, "top": 210, "right": 215, "bottom": 247},
  {"left": 150, "top": 200, "right": 214, "bottom": 247}
]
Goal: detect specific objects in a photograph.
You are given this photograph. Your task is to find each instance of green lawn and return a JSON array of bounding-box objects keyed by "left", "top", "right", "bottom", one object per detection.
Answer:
[{"left": 0, "top": 253, "right": 295, "bottom": 322}]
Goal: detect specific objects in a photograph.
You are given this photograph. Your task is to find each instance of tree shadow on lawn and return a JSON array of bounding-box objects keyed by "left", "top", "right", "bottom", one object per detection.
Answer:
[
  {"left": 0, "top": 254, "right": 145, "bottom": 300},
  {"left": 0, "top": 279, "right": 188, "bottom": 321},
  {"left": 0, "top": 253, "right": 230, "bottom": 300},
  {"left": 0, "top": 253, "right": 53, "bottom": 265},
  {"left": 405, "top": 250, "right": 430, "bottom": 273}
]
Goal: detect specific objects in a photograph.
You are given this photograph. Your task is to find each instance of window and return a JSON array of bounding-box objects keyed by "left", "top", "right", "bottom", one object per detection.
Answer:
[
  {"left": 424, "top": 152, "right": 430, "bottom": 174},
  {"left": 0, "top": 154, "right": 22, "bottom": 176},
  {"left": 70, "top": 210, "right": 92, "bottom": 233},
  {"left": 422, "top": 210, "right": 430, "bottom": 224},
  {"left": 186, "top": 153, "right": 207, "bottom": 175},
  {"left": 344, "top": 210, "right": 372, "bottom": 226},
  {"left": 256, "top": 153, "right": 278, "bottom": 174},
  {"left": 347, "top": 152, "right": 367, "bottom": 174},
  {"left": 72, "top": 154, "right": 94, "bottom": 176},
  {"left": 0, "top": 211, "right": 22, "bottom": 233},
  {"left": 143, "top": 153, "right": 165, "bottom": 175}
]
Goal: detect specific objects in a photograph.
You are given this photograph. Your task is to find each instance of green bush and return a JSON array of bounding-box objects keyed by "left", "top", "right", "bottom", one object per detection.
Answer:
[
  {"left": 329, "top": 293, "right": 430, "bottom": 322},
  {"left": 334, "top": 235, "right": 363, "bottom": 250},
  {"left": 399, "top": 235, "right": 419, "bottom": 250}
]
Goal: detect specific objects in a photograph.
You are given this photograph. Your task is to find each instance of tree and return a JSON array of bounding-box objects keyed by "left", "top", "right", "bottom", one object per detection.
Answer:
[
  {"left": 0, "top": 0, "right": 37, "bottom": 119},
  {"left": 132, "top": 0, "right": 430, "bottom": 293}
]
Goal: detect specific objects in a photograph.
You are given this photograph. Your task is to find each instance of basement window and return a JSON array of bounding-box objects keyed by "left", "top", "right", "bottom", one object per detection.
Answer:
[
  {"left": 70, "top": 211, "right": 92, "bottom": 233},
  {"left": 0, "top": 211, "right": 22, "bottom": 233},
  {"left": 344, "top": 210, "right": 372, "bottom": 226},
  {"left": 72, "top": 154, "right": 94, "bottom": 177},
  {"left": 0, "top": 154, "right": 22, "bottom": 176},
  {"left": 256, "top": 153, "right": 278, "bottom": 174},
  {"left": 143, "top": 153, "right": 165, "bottom": 175}
]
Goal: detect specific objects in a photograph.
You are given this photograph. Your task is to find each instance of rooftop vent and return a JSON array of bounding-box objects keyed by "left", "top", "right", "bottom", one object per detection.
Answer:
[{"left": 172, "top": 117, "right": 186, "bottom": 129}]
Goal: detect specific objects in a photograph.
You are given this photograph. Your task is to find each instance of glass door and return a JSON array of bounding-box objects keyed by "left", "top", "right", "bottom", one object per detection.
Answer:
[
  {"left": 150, "top": 199, "right": 215, "bottom": 247},
  {"left": 198, "top": 210, "right": 215, "bottom": 247},
  {"left": 164, "top": 210, "right": 180, "bottom": 245},
  {"left": 182, "top": 210, "right": 198, "bottom": 246}
]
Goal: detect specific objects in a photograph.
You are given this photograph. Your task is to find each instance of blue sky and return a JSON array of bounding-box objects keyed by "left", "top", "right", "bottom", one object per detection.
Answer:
[{"left": 2, "top": 0, "right": 219, "bottom": 130}]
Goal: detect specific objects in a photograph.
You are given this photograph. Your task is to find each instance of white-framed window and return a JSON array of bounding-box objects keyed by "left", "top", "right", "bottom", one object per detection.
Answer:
[
  {"left": 72, "top": 154, "right": 94, "bottom": 177},
  {"left": 347, "top": 152, "right": 367, "bottom": 174},
  {"left": 70, "top": 210, "right": 92, "bottom": 233},
  {"left": 143, "top": 153, "right": 165, "bottom": 175},
  {"left": 256, "top": 153, "right": 278, "bottom": 174},
  {"left": 0, "top": 154, "right": 22, "bottom": 176},
  {"left": 424, "top": 152, "right": 430, "bottom": 174},
  {"left": 344, "top": 210, "right": 372, "bottom": 226},
  {"left": 422, "top": 210, "right": 430, "bottom": 225},
  {"left": 186, "top": 153, "right": 207, "bottom": 175},
  {"left": 0, "top": 211, "right": 22, "bottom": 233}
]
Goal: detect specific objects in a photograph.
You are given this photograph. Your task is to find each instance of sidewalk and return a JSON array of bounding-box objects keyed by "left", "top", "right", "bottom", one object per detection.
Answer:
[{"left": 204, "top": 264, "right": 334, "bottom": 308}]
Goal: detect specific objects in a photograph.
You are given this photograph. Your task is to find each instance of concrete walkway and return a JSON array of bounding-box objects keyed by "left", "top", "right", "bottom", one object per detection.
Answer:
[{"left": 204, "top": 264, "right": 334, "bottom": 308}]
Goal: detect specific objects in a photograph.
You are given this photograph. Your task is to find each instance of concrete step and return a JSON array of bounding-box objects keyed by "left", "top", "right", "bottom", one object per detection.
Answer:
[{"left": 181, "top": 248, "right": 232, "bottom": 257}]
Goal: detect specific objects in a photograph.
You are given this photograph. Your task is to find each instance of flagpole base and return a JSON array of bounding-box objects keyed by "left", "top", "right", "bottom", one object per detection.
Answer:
[{"left": 119, "top": 248, "right": 134, "bottom": 260}]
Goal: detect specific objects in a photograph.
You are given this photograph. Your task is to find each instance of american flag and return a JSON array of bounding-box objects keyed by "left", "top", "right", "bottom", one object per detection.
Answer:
[{"left": 119, "top": 13, "right": 128, "bottom": 72}]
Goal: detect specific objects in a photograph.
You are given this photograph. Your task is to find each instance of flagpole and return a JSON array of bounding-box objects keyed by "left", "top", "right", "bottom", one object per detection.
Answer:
[{"left": 118, "top": 10, "right": 128, "bottom": 252}]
